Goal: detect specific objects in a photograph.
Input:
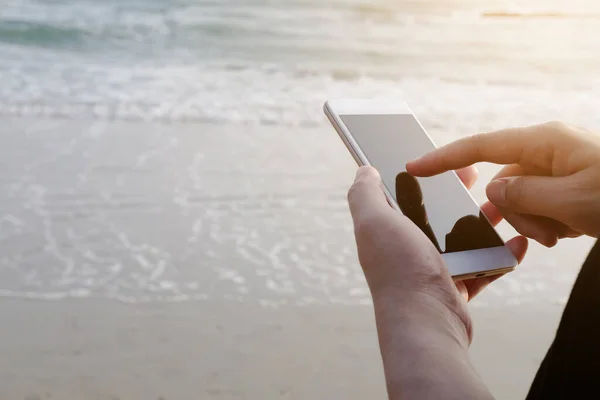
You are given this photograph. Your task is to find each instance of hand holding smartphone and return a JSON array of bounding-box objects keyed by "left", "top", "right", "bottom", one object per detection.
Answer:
[{"left": 324, "top": 98, "right": 517, "bottom": 280}]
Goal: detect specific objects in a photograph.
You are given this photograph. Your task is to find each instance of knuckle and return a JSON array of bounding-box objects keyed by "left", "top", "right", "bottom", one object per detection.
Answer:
[
  {"left": 347, "top": 180, "right": 374, "bottom": 209},
  {"left": 347, "top": 180, "right": 365, "bottom": 203},
  {"left": 353, "top": 219, "right": 387, "bottom": 267},
  {"left": 561, "top": 183, "right": 591, "bottom": 221},
  {"left": 346, "top": 185, "right": 355, "bottom": 204},
  {"left": 545, "top": 120, "right": 569, "bottom": 131},
  {"left": 544, "top": 121, "right": 574, "bottom": 140},
  {"left": 354, "top": 213, "right": 386, "bottom": 241},
  {"left": 506, "top": 176, "right": 526, "bottom": 205}
]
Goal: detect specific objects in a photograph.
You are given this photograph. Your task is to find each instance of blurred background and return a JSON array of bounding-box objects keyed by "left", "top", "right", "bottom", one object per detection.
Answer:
[{"left": 0, "top": 0, "right": 599, "bottom": 399}]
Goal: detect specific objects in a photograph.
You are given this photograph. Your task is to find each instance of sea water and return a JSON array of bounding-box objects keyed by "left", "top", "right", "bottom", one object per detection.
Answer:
[{"left": 0, "top": 0, "right": 599, "bottom": 306}]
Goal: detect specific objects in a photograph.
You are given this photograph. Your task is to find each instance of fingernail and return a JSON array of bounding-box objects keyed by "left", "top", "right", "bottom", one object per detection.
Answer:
[{"left": 486, "top": 178, "right": 510, "bottom": 207}]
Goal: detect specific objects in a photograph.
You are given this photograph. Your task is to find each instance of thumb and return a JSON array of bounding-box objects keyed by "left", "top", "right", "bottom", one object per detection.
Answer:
[
  {"left": 486, "top": 175, "right": 570, "bottom": 218},
  {"left": 347, "top": 166, "right": 390, "bottom": 228}
]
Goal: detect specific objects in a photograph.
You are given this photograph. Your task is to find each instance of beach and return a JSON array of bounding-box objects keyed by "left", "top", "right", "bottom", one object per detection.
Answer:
[
  {"left": 1, "top": 0, "right": 600, "bottom": 398},
  {"left": 0, "top": 118, "right": 596, "bottom": 399},
  {"left": 0, "top": 298, "right": 565, "bottom": 400}
]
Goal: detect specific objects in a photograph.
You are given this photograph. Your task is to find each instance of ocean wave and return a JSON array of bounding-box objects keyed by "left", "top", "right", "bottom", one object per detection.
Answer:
[
  {"left": 0, "top": 0, "right": 595, "bottom": 56},
  {"left": 0, "top": 19, "right": 87, "bottom": 47},
  {"left": 0, "top": 72, "right": 597, "bottom": 130},
  {"left": 0, "top": 57, "right": 595, "bottom": 127},
  {"left": 0, "top": 0, "right": 598, "bottom": 127}
]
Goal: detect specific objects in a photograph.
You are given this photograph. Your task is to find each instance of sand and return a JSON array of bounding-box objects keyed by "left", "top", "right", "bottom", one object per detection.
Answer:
[
  {"left": 0, "top": 118, "right": 594, "bottom": 399},
  {"left": 0, "top": 298, "right": 566, "bottom": 400}
]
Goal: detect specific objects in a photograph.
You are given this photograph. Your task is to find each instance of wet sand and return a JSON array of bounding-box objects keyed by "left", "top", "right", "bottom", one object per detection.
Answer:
[{"left": 0, "top": 118, "right": 594, "bottom": 399}]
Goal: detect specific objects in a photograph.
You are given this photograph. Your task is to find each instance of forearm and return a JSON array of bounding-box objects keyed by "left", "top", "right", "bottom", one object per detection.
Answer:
[{"left": 372, "top": 292, "right": 494, "bottom": 400}]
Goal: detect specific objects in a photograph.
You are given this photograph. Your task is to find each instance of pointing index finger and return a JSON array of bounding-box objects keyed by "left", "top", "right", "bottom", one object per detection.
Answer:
[{"left": 406, "top": 126, "right": 537, "bottom": 177}]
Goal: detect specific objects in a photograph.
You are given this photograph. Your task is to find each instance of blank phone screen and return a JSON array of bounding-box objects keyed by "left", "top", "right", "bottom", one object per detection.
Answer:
[{"left": 340, "top": 114, "right": 505, "bottom": 254}]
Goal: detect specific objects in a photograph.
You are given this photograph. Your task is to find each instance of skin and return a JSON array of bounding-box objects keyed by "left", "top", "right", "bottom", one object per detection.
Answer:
[
  {"left": 407, "top": 121, "right": 600, "bottom": 246},
  {"left": 350, "top": 121, "right": 600, "bottom": 398},
  {"left": 348, "top": 167, "right": 526, "bottom": 399}
]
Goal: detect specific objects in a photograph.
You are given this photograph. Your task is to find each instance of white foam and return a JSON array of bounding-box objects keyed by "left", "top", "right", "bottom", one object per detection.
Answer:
[{"left": 0, "top": 1, "right": 596, "bottom": 309}]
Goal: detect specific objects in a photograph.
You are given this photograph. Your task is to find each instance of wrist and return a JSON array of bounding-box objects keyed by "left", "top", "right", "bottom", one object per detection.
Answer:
[
  {"left": 372, "top": 286, "right": 472, "bottom": 347},
  {"left": 382, "top": 330, "right": 492, "bottom": 400},
  {"left": 371, "top": 292, "right": 490, "bottom": 400}
]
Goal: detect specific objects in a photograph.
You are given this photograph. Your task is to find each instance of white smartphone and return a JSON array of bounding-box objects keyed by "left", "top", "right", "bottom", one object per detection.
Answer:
[{"left": 324, "top": 98, "right": 517, "bottom": 280}]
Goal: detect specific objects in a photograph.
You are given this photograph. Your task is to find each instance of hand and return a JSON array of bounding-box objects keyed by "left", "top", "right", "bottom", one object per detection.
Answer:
[
  {"left": 407, "top": 121, "right": 600, "bottom": 246},
  {"left": 348, "top": 166, "right": 527, "bottom": 329},
  {"left": 349, "top": 166, "right": 526, "bottom": 309},
  {"left": 348, "top": 166, "right": 526, "bottom": 399}
]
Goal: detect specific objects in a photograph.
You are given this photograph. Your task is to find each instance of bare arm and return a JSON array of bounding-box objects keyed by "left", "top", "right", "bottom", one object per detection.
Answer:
[
  {"left": 372, "top": 292, "right": 493, "bottom": 400},
  {"left": 347, "top": 167, "right": 506, "bottom": 399}
]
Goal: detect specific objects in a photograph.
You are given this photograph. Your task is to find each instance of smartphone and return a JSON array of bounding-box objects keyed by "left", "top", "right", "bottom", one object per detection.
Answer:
[{"left": 324, "top": 98, "right": 517, "bottom": 280}]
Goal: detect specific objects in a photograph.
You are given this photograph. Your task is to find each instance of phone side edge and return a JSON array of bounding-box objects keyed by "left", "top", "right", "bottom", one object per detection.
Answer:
[
  {"left": 323, "top": 102, "right": 400, "bottom": 211},
  {"left": 453, "top": 266, "right": 515, "bottom": 282},
  {"left": 323, "top": 102, "right": 366, "bottom": 167}
]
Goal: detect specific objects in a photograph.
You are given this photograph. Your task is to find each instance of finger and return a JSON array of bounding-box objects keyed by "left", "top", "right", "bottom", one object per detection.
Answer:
[
  {"left": 506, "top": 235, "right": 529, "bottom": 263},
  {"left": 347, "top": 166, "right": 389, "bottom": 227},
  {"left": 459, "top": 274, "right": 504, "bottom": 302},
  {"left": 486, "top": 175, "right": 572, "bottom": 218},
  {"left": 456, "top": 166, "right": 479, "bottom": 190},
  {"left": 561, "top": 228, "right": 582, "bottom": 239},
  {"left": 548, "top": 220, "right": 582, "bottom": 239},
  {"left": 481, "top": 201, "right": 503, "bottom": 226},
  {"left": 501, "top": 211, "right": 559, "bottom": 247},
  {"left": 492, "top": 164, "right": 526, "bottom": 181},
  {"left": 492, "top": 163, "right": 550, "bottom": 181},
  {"left": 452, "top": 166, "right": 502, "bottom": 227},
  {"left": 406, "top": 125, "right": 544, "bottom": 177},
  {"left": 488, "top": 169, "right": 580, "bottom": 238},
  {"left": 458, "top": 235, "right": 528, "bottom": 302}
]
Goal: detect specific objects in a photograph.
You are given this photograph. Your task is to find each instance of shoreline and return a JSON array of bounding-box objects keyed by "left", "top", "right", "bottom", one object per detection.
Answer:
[{"left": 0, "top": 117, "right": 590, "bottom": 399}]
